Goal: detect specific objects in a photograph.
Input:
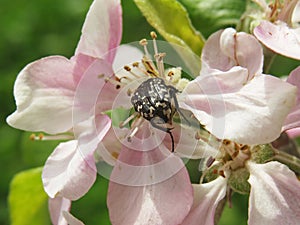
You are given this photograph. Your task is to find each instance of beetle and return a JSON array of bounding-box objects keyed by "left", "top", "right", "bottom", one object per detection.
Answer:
[{"left": 131, "top": 77, "right": 180, "bottom": 152}]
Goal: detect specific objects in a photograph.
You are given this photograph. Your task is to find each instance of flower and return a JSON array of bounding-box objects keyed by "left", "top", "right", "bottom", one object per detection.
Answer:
[
  {"left": 182, "top": 158, "right": 300, "bottom": 225},
  {"left": 179, "top": 27, "right": 297, "bottom": 145},
  {"left": 7, "top": 0, "right": 195, "bottom": 224},
  {"left": 180, "top": 27, "right": 300, "bottom": 225},
  {"left": 7, "top": 0, "right": 123, "bottom": 223},
  {"left": 253, "top": 0, "right": 300, "bottom": 60},
  {"left": 90, "top": 36, "right": 197, "bottom": 225}
]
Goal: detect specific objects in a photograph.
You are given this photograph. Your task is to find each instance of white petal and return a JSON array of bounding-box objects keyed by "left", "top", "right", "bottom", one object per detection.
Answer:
[
  {"left": 75, "top": 0, "right": 122, "bottom": 63},
  {"left": 182, "top": 177, "right": 227, "bottom": 225},
  {"left": 202, "top": 28, "right": 263, "bottom": 77},
  {"left": 180, "top": 71, "right": 297, "bottom": 144},
  {"left": 254, "top": 21, "right": 300, "bottom": 60},
  {"left": 42, "top": 140, "right": 96, "bottom": 200},
  {"left": 7, "top": 56, "right": 75, "bottom": 134},
  {"left": 48, "top": 197, "right": 71, "bottom": 225},
  {"left": 247, "top": 161, "right": 300, "bottom": 225},
  {"left": 112, "top": 44, "right": 144, "bottom": 72},
  {"left": 62, "top": 211, "right": 85, "bottom": 225}
]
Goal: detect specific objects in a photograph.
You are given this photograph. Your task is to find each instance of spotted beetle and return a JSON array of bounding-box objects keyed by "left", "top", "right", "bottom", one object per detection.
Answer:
[{"left": 131, "top": 78, "right": 180, "bottom": 152}]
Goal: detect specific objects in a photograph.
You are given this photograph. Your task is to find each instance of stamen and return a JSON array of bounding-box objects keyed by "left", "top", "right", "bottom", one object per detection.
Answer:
[
  {"left": 119, "top": 76, "right": 133, "bottom": 82},
  {"left": 150, "top": 31, "right": 166, "bottom": 77},
  {"left": 127, "top": 126, "right": 139, "bottom": 142},
  {"left": 104, "top": 76, "right": 124, "bottom": 89},
  {"left": 155, "top": 52, "right": 166, "bottom": 78},
  {"left": 111, "top": 151, "right": 119, "bottom": 159},
  {"left": 150, "top": 31, "right": 158, "bottom": 56},
  {"left": 119, "top": 113, "right": 138, "bottom": 128},
  {"left": 126, "top": 117, "right": 144, "bottom": 142},
  {"left": 139, "top": 38, "right": 150, "bottom": 57},
  {"left": 142, "top": 56, "right": 159, "bottom": 77},
  {"left": 132, "top": 62, "right": 139, "bottom": 67},
  {"left": 98, "top": 73, "right": 105, "bottom": 78},
  {"left": 30, "top": 133, "right": 73, "bottom": 141},
  {"left": 127, "top": 88, "right": 133, "bottom": 96},
  {"left": 206, "top": 156, "right": 215, "bottom": 168},
  {"left": 123, "top": 65, "right": 144, "bottom": 79}
]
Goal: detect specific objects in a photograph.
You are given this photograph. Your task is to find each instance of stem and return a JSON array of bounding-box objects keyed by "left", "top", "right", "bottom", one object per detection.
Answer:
[{"left": 273, "top": 149, "right": 300, "bottom": 175}]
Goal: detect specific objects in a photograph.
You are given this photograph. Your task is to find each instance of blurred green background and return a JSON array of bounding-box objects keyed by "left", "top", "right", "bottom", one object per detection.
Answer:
[{"left": 0, "top": 0, "right": 298, "bottom": 225}]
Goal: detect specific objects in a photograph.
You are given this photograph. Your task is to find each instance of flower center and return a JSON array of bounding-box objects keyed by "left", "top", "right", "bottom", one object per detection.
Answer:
[
  {"left": 111, "top": 32, "right": 190, "bottom": 152},
  {"left": 206, "top": 139, "right": 251, "bottom": 178}
]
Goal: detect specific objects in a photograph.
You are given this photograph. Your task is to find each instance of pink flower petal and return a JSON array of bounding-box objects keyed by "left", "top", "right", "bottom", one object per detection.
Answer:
[
  {"left": 286, "top": 127, "right": 300, "bottom": 138},
  {"left": 254, "top": 21, "right": 300, "bottom": 60},
  {"left": 107, "top": 145, "right": 193, "bottom": 225},
  {"left": 42, "top": 140, "right": 96, "bottom": 200},
  {"left": 49, "top": 197, "right": 71, "bottom": 225},
  {"left": 75, "top": 114, "right": 111, "bottom": 159},
  {"left": 72, "top": 53, "right": 97, "bottom": 85},
  {"left": 180, "top": 70, "right": 297, "bottom": 144},
  {"left": 283, "top": 66, "right": 300, "bottom": 131},
  {"left": 182, "top": 177, "right": 227, "bottom": 225},
  {"left": 75, "top": 0, "right": 122, "bottom": 63},
  {"left": 202, "top": 28, "right": 263, "bottom": 78},
  {"left": 72, "top": 58, "right": 119, "bottom": 124},
  {"left": 62, "top": 211, "right": 85, "bottom": 225},
  {"left": 247, "top": 161, "right": 300, "bottom": 225},
  {"left": 6, "top": 56, "right": 75, "bottom": 134}
]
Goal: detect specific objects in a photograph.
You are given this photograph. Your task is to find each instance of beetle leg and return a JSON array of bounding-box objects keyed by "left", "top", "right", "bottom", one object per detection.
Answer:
[
  {"left": 150, "top": 118, "right": 175, "bottom": 152},
  {"left": 169, "top": 87, "right": 191, "bottom": 126}
]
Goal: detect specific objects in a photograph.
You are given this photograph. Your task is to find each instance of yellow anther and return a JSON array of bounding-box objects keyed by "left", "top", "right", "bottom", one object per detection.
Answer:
[
  {"left": 124, "top": 65, "right": 131, "bottom": 71},
  {"left": 139, "top": 38, "right": 148, "bottom": 46},
  {"left": 132, "top": 62, "right": 139, "bottom": 67},
  {"left": 150, "top": 31, "right": 157, "bottom": 39},
  {"left": 29, "top": 134, "right": 36, "bottom": 141}
]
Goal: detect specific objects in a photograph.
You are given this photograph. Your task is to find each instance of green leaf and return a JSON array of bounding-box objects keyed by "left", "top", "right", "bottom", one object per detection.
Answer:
[
  {"left": 134, "top": 0, "right": 204, "bottom": 76},
  {"left": 179, "top": 0, "right": 246, "bottom": 38},
  {"left": 9, "top": 168, "right": 51, "bottom": 225}
]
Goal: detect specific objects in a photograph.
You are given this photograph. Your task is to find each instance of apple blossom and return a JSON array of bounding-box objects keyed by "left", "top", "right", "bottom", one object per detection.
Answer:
[
  {"left": 182, "top": 142, "right": 300, "bottom": 225},
  {"left": 179, "top": 27, "right": 297, "bottom": 145},
  {"left": 7, "top": 0, "right": 195, "bottom": 224},
  {"left": 179, "top": 27, "right": 300, "bottom": 225}
]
